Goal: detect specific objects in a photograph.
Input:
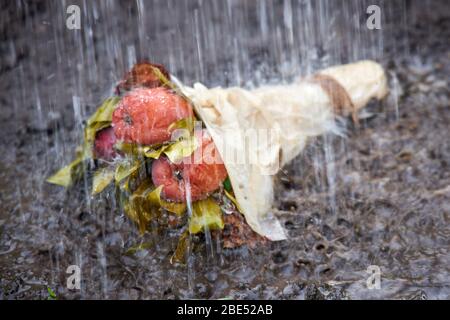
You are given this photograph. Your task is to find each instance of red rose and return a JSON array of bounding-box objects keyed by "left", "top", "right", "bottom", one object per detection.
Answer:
[
  {"left": 151, "top": 130, "right": 228, "bottom": 202},
  {"left": 116, "top": 62, "right": 170, "bottom": 94},
  {"left": 112, "top": 87, "right": 193, "bottom": 145},
  {"left": 94, "top": 126, "right": 117, "bottom": 161}
]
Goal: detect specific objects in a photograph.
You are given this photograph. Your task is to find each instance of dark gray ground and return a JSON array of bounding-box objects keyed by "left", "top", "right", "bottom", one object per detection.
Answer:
[{"left": 0, "top": 0, "right": 449, "bottom": 299}]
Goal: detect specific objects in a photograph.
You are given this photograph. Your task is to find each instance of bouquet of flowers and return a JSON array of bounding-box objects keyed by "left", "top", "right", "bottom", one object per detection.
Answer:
[{"left": 47, "top": 60, "right": 388, "bottom": 263}]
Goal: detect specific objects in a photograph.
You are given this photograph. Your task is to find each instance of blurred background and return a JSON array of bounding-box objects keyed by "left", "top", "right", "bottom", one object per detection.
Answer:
[{"left": 0, "top": 0, "right": 449, "bottom": 299}]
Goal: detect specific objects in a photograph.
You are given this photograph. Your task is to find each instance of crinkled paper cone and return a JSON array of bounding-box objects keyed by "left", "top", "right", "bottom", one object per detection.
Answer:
[{"left": 179, "top": 60, "right": 388, "bottom": 241}]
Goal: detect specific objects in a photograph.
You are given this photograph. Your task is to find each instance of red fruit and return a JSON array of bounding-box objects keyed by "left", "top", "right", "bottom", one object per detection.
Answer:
[
  {"left": 94, "top": 126, "right": 118, "bottom": 161},
  {"left": 112, "top": 87, "right": 193, "bottom": 145},
  {"left": 151, "top": 130, "right": 228, "bottom": 202},
  {"left": 116, "top": 62, "right": 170, "bottom": 94}
]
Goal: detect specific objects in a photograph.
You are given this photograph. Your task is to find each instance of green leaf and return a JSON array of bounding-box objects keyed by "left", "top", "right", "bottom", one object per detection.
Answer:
[
  {"left": 164, "top": 135, "right": 198, "bottom": 164},
  {"left": 189, "top": 198, "right": 224, "bottom": 234},
  {"left": 223, "top": 177, "right": 232, "bottom": 192},
  {"left": 46, "top": 157, "right": 83, "bottom": 188},
  {"left": 92, "top": 167, "right": 115, "bottom": 195},
  {"left": 47, "top": 287, "right": 57, "bottom": 300}
]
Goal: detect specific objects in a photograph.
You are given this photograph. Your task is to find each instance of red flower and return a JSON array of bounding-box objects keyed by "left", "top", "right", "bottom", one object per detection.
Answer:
[
  {"left": 151, "top": 130, "right": 228, "bottom": 202},
  {"left": 94, "top": 126, "right": 117, "bottom": 161},
  {"left": 116, "top": 62, "right": 170, "bottom": 94},
  {"left": 112, "top": 87, "right": 193, "bottom": 145}
]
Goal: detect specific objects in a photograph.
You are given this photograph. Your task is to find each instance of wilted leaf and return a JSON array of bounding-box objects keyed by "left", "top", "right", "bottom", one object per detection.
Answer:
[
  {"left": 161, "top": 199, "right": 187, "bottom": 216},
  {"left": 82, "top": 122, "right": 111, "bottom": 159},
  {"left": 224, "top": 189, "right": 242, "bottom": 213},
  {"left": 120, "top": 169, "right": 140, "bottom": 194},
  {"left": 150, "top": 66, "right": 196, "bottom": 109},
  {"left": 92, "top": 167, "right": 115, "bottom": 195},
  {"left": 46, "top": 97, "right": 120, "bottom": 188},
  {"left": 115, "top": 159, "right": 141, "bottom": 183},
  {"left": 124, "top": 179, "right": 155, "bottom": 234},
  {"left": 168, "top": 117, "right": 195, "bottom": 133},
  {"left": 117, "top": 142, "right": 173, "bottom": 161},
  {"left": 164, "top": 135, "right": 198, "bottom": 164},
  {"left": 116, "top": 142, "right": 153, "bottom": 157},
  {"left": 125, "top": 242, "right": 154, "bottom": 255},
  {"left": 46, "top": 157, "right": 83, "bottom": 188},
  {"left": 118, "top": 135, "right": 197, "bottom": 163},
  {"left": 116, "top": 62, "right": 171, "bottom": 93},
  {"left": 123, "top": 200, "right": 151, "bottom": 235},
  {"left": 170, "top": 230, "right": 190, "bottom": 265},
  {"left": 87, "top": 97, "right": 120, "bottom": 126},
  {"left": 82, "top": 97, "right": 120, "bottom": 159},
  {"left": 115, "top": 118, "right": 197, "bottom": 163},
  {"left": 150, "top": 66, "right": 176, "bottom": 90},
  {"left": 122, "top": 179, "right": 187, "bottom": 234},
  {"left": 150, "top": 65, "right": 201, "bottom": 120},
  {"left": 189, "top": 198, "right": 224, "bottom": 234},
  {"left": 144, "top": 145, "right": 169, "bottom": 159},
  {"left": 148, "top": 185, "right": 186, "bottom": 215}
]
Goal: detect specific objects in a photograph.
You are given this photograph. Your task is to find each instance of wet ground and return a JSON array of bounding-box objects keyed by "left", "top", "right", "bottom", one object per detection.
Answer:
[{"left": 0, "top": 1, "right": 449, "bottom": 299}]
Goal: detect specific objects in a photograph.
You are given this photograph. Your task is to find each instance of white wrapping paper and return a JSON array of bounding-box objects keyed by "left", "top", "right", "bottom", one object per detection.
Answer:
[{"left": 180, "top": 60, "right": 388, "bottom": 240}]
